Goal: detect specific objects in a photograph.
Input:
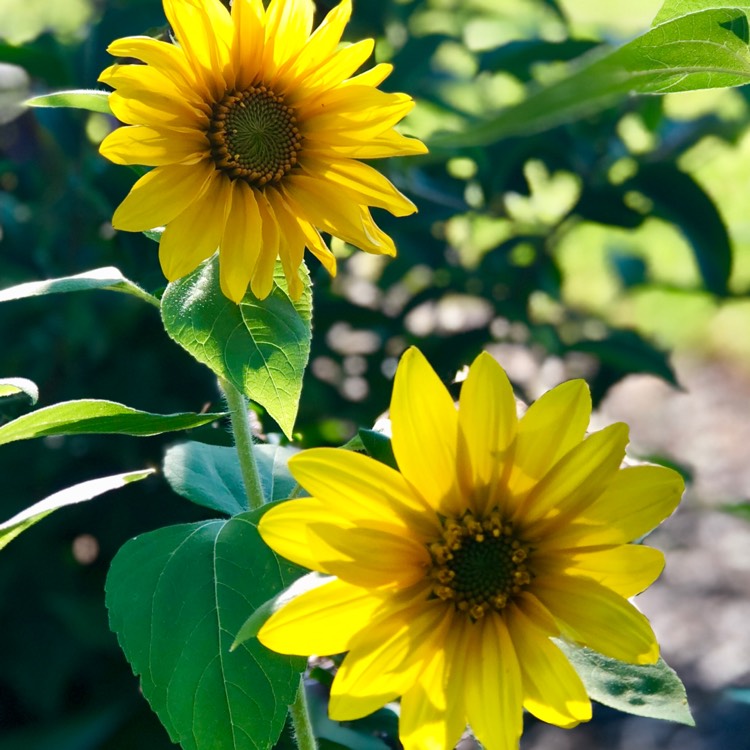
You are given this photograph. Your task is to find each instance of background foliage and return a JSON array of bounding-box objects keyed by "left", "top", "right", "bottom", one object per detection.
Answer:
[{"left": 2, "top": 0, "right": 750, "bottom": 747}]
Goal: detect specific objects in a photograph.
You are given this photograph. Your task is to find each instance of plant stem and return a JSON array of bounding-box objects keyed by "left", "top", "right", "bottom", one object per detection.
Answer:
[
  {"left": 221, "top": 378, "right": 265, "bottom": 510},
  {"left": 290, "top": 677, "right": 317, "bottom": 750}
]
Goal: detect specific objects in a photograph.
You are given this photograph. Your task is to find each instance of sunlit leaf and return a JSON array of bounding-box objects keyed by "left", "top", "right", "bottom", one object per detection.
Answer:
[
  {"left": 0, "top": 267, "right": 160, "bottom": 307},
  {"left": 654, "top": 0, "right": 750, "bottom": 25},
  {"left": 0, "top": 470, "right": 154, "bottom": 550},
  {"left": 26, "top": 89, "right": 112, "bottom": 114},
  {"left": 0, "top": 377, "right": 38, "bottom": 404},
  {"left": 161, "top": 256, "right": 312, "bottom": 439},
  {"left": 163, "top": 441, "right": 299, "bottom": 516},
  {"left": 106, "top": 509, "right": 305, "bottom": 750},
  {"left": 0, "top": 400, "right": 223, "bottom": 447},
  {"left": 434, "top": 8, "right": 750, "bottom": 148},
  {"left": 558, "top": 642, "right": 695, "bottom": 726}
]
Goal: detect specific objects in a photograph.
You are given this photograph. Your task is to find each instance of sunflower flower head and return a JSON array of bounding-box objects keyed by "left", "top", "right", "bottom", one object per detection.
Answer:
[
  {"left": 99, "top": 0, "right": 426, "bottom": 302},
  {"left": 258, "top": 347, "right": 685, "bottom": 750}
]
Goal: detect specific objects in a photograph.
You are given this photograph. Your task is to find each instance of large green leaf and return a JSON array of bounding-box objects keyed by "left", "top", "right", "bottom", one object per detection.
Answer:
[
  {"left": 0, "top": 266, "right": 160, "bottom": 307},
  {"left": 654, "top": 0, "right": 750, "bottom": 24},
  {"left": 0, "top": 377, "right": 38, "bottom": 404},
  {"left": 161, "top": 256, "right": 312, "bottom": 439},
  {"left": 0, "top": 470, "right": 154, "bottom": 550},
  {"left": 163, "top": 441, "right": 299, "bottom": 516},
  {"left": 558, "top": 642, "right": 695, "bottom": 725},
  {"left": 434, "top": 8, "right": 750, "bottom": 148},
  {"left": 106, "top": 509, "right": 306, "bottom": 750},
  {"left": 26, "top": 89, "right": 112, "bottom": 114},
  {"left": 0, "top": 400, "right": 223, "bottom": 447}
]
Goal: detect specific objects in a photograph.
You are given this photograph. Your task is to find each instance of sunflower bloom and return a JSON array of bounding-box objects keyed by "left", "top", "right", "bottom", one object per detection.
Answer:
[
  {"left": 98, "top": 0, "right": 425, "bottom": 302},
  {"left": 257, "top": 347, "right": 684, "bottom": 750}
]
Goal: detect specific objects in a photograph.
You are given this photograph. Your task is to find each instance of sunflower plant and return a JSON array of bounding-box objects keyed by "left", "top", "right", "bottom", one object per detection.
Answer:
[{"left": 13, "top": 0, "right": 750, "bottom": 747}]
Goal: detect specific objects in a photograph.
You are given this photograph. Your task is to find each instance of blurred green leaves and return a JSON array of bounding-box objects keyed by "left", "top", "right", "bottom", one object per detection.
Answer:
[{"left": 26, "top": 89, "right": 112, "bottom": 114}]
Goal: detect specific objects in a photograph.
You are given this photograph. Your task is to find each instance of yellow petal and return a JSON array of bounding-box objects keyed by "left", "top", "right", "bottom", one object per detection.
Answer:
[
  {"left": 390, "top": 347, "right": 465, "bottom": 515},
  {"left": 300, "top": 157, "right": 416, "bottom": 217},
  {"left": 258, "top": 497, "right": 331, "bottom": 571},
  {"left": 106, "top": 36, "right": 204, "bottom": 95},
  {"left": 308, "top": 524, "right": 430, "bottom": 589},
  {"left": 277, "top": 0, "right": 352, "bottom": 87},
  {"left": 458, "top": 351, "right": 518, "bottom": 515},
  {"left": 99, "top": 125, "right": 208, "bottom": 166},
  {"left": 543, "top": 544, "right": 665, "bottom": 598},
  {"left": 266, "top": 188, "right": 305, "bottom": 299},
  {"left": 230, "top": 0, "right": 265, "bottom": 89},
  {"left": 330, "top": 599, "right": 447, "bottom": 720},
  {"left": 288, "top": 447, "right": 436, "bottom": 535},
  {"left": 464, "top": 615, "right": 523, "bottom": 750},
  {"left": 297, "top": 38, "right": 375, "bottom": 92},
  {"left": 506, "top": 603, "right": 591, "bottom": 728},
  {"left": 162, "top": 0, "right": 232, "bottom": 99},
  {"left": 218, "top": 181, "right": 262, "bottom": 303},
  {"left": 111, "top": 161, "right": 215, "bottom": 232},
  {"left": 250, "top": 190, "right": 280, "bottom": 300},
  {"left": 257, "top": 578, "right": 384, "bottom": 655},
  {"left": 297, "top": 219, "right": 336, "bottom": 276},
  {"left": 518, "top": 422, "right": 629, "bottom": 531},
  {"left": 534, "top": 575, "right": 659, "bottom": 664},
  {"left": 284, "top": 174, "right": 393, "bottom": 254},
  {"left": 264, "top": 0, "right": 314, "bottom": 72},
  {"left": 507, "top": 379, "right": 591, "bottom": 500},
  {"left": 306, "top": 129, "right": 428, "bottom": 159},
  {"left": 399, "top": 644, "right": 466, "bottom": 750},
  {"left": 158, "top": 172, "right": 231, "bottom": 280},
  {"left": 343, "top": 62, "right": 393, "bottom": 88},
  {"left": 549, "top": 465, "right": 685, "bottom": 548}
]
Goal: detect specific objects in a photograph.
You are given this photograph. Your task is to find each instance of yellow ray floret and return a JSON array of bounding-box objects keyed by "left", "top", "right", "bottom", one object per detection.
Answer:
[
  {"left": 99, "top": 0, "right": 426, "bottom": 302},
  {"left": 257, "top": 347, "right": 685, "bottom": 750}
]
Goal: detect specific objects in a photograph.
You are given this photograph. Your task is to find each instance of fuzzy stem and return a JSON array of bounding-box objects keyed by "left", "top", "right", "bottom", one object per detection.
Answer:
[
  {"left": 289, "top": 677, "right": 317, "bottom": 750},
  {"left": 221, "top": 378, "right": 265, "bottom": 510}
]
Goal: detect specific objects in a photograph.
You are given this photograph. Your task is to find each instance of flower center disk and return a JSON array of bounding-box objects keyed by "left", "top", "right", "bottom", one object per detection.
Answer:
[
  {"left": 428, "top": 511, "right": 531, "bottom": 620},
  {"left": 208, "top": 86, "right": 302, "bottom": 187}
]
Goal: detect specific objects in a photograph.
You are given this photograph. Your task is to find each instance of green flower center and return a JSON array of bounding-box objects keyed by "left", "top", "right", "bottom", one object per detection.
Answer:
[
  {"left": 427, "top": 510, "right": 532, "bottom": 620},
  {"left": 208, "top": 85, "right": 303, "bottom": 187}
]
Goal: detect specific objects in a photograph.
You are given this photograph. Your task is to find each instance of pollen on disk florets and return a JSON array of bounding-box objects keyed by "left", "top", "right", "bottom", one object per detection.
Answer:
[
  {"left": 428, "top": 509, "right": 532, "bottom": 620},
  {"left": 208, "top": 85, "right": 303, "bottom": 187}
]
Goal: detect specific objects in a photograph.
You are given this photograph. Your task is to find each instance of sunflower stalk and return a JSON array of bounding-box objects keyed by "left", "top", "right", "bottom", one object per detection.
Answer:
[
  {"left": 221, "top": 378, "right": 265, "bottom": 510},
  {"left": 289, "top": 676, "right": 317, "bottom": 750}
]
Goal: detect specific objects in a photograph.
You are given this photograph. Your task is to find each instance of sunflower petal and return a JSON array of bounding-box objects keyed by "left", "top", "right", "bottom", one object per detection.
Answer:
[
  {"left": 534, "top": 576, "right": 659, "bottom": 664},
  {"left": 250, "top": 190, "right": 281, "bottom": 299},
  {"left": 507, "top": 379, "right": 591, "bottom": 500},
  {"left": 99, "top": 125, "right": 208, "bottom": 166},
  {"left": 257, "top": 578, "right": 384, "bottom": 655},
  {"left": 390, "top": 347, "right": 465, "bottom": 514},
  {"left": 158, "top": 172, "right": 231, "bottom": 280},
  {"left": 507, "top": 603, "right": 591, "bottom": 728}
]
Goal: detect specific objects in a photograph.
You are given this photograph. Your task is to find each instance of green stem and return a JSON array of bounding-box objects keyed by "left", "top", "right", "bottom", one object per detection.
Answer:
[
  {"left": 221, "top": 378, "right": 265, "bottom": 510},
  {"left": 289, "top": 676, "right": 317, "bottom": 750}
]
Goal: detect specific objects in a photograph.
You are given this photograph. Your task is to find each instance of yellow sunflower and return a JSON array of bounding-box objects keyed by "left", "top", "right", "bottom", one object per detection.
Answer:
[
  {"left": 257, "top": 347, "right": 684, "bottom": 750},
  {"left": 98, "top": 0, "right": 425, "bottom": 302}
]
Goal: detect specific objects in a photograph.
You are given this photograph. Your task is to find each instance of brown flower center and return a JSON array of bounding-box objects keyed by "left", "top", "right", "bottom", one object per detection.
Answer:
[
  {"left": 208, "top": 85, "right": 302, "bottom": 187},
  {"left": 428, "top": 510, "right": 532, "bottom": 620}
]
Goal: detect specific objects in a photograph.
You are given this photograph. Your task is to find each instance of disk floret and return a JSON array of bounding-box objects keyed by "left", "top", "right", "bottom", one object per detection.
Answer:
[
  {"left": 428, "top": 509, "right": 532, "bottom": 619},
  {"left": 208, "top": 85, "right": 303, "bottom": 187}
]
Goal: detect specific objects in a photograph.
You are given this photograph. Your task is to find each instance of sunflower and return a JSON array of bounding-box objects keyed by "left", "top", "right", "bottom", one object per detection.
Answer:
[
  {"left": 98, "top": 0, "right": 425, "bottom": 302},
  {"left": 257, "top": 347, "right": 684, "bottom": 750}
]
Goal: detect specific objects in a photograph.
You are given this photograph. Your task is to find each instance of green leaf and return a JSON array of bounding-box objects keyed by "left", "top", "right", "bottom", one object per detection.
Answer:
[
  {"left": 163, "top": 441, "right": 299, "bottom": 516},
  {"left": 0, "top": 377, "right": 38, "bottom": 404},
  {"left": 106, "top": 509, "right": 306, "bottom": 750},
  {"left": 0, "top": 470, "right": 154, "bottom": 550},
  {"left": 25, "top": 89, "right": 112, "bottom": 115},
  {"left": 0, "top": 400, "right": 224, "bottom": 447},
  {"left": 358, "top": 429, "right": 398, "bottom": 470},
  {"left": 720, "top": 500, "right": 750, "bottom": 521},
  {"left": 161, "top": 256, "right": 312, "bottom": 439},
  {"left": 433, "top": 8, "right": 750, "bottom": 148},
  {"left": 0, "top": 266, "right": 160, "bottom": 307},
  {"left": 654, "top": 0, "right": 750, "bottom": 25},
  {"left": 558, "top": 642, "right": 695, "bottom": 726},
  {"left": 627, "top": 163, "right": 732, "bottom": 296}
]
